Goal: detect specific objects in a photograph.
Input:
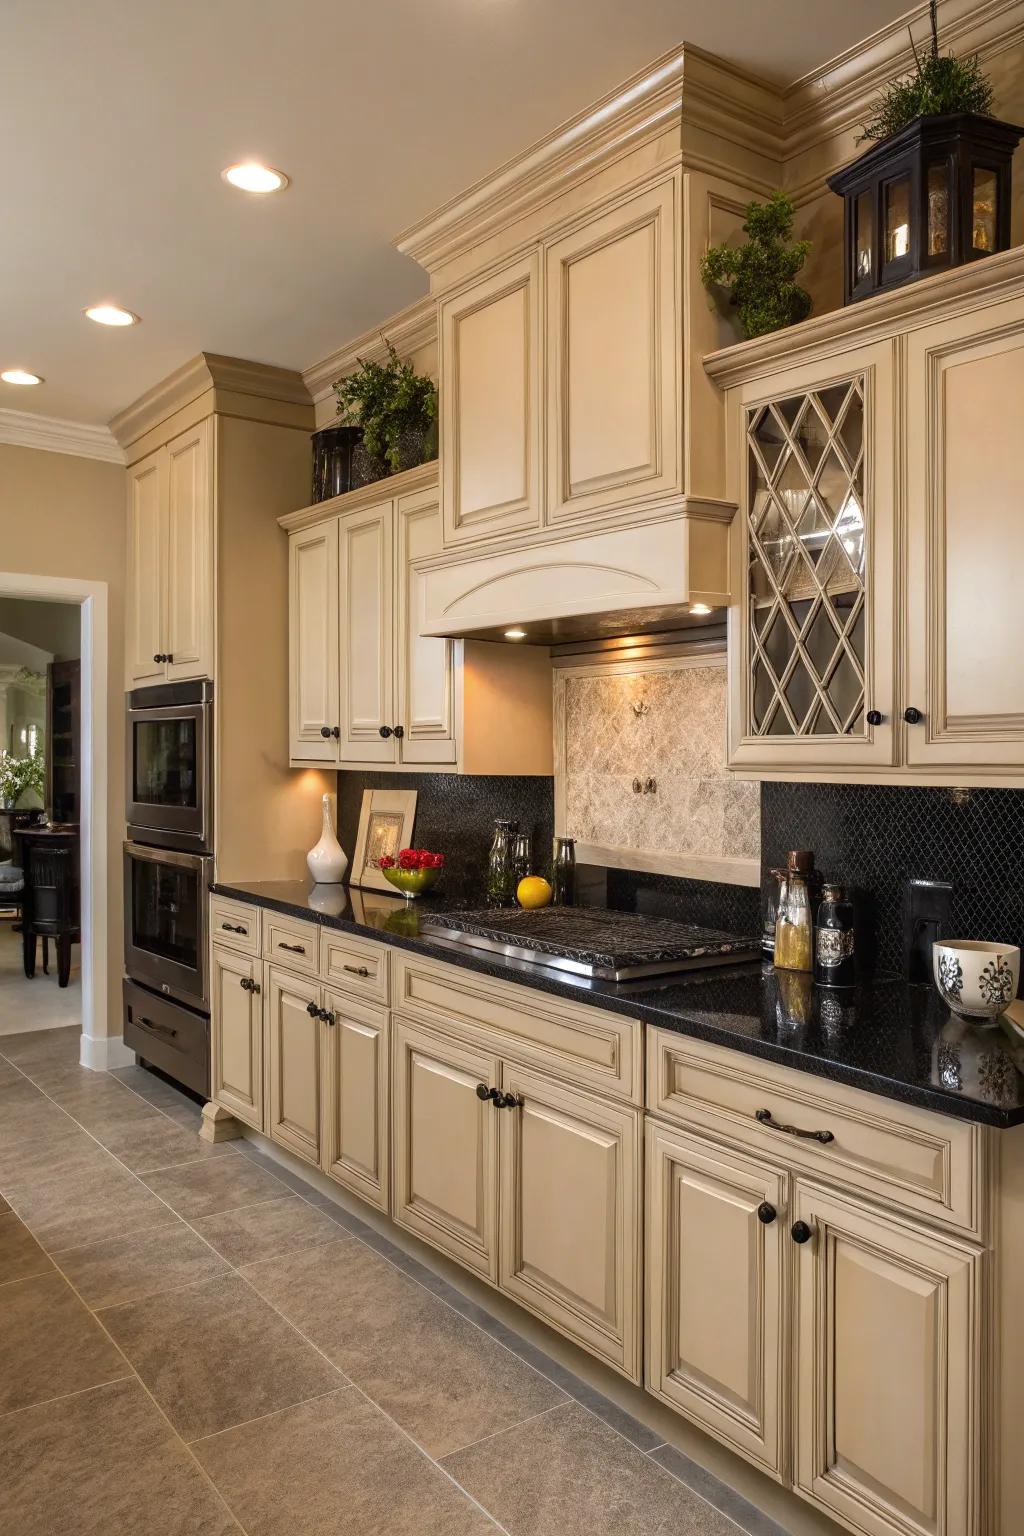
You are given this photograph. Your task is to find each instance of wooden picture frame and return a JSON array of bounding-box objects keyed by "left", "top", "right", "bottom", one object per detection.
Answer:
[{"left": 351, "top": 788, "right": 418, "bottom": 892}]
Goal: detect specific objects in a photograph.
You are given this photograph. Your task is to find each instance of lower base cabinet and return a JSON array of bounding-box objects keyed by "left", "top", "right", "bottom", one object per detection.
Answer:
[
  {"left": 392, "top": 1015, "right": 642, "bottom": 1379},
  {"left": 646, "top": 1116, "right": 986, "bottom": 1536},
  {"left": 210, "top": 947, "right": 263, "bottom": 1130},
  {"left": 265, "top": 966, "right": 323, "bottom": 1166},
  {"left": 322, "top": 991, "right": 389, "bottom": 1210}
]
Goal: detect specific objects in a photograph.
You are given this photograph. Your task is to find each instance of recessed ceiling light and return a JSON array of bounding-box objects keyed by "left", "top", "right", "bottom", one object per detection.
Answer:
[
  {"left": 1, "top": 368, "right": 43, "bottom": 386},
  {"left": 222, "top": 162, "right": 289, "bottom": 194},
  {"left": 84, "top": 304, "right": 140, "bottom": 327},
  {"left": 689, "top": 603, "right": 712, "bottom": 616},
  {"left": 504, "top": 628, "right": 527, "bottom": 641}
]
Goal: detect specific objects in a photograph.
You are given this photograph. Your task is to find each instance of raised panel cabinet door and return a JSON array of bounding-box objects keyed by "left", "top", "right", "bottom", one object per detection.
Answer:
[
  {"left": 645, "top": 1121, "right": 787, "bottom": 1476},
  {"left": 440, "top": 252, "right": 542, "bottom": 546},
  {"left": 905, "top": 297, "right": 1024, "bottom": 770},
  {"left": 498, "top": 1064, "right": 642, "bottom": 1380},
  {"left": 321, "top": 992, "right": 389, "bottom": 1210},
  {"left": 338, "top": 501, "right": 396, "bottom": 763},
  {"left": 727, "top": 341, "right": 898, "bottom": 773},
  {"left": 164, "top": 417, "right": 214, "bottom": 681},
  {"left": 289, "top": 519, "right": 340, "bottom": 761},
  {"left": 210, "top": 946, "right": 263, "bottom": 1129},
  {"left": 391, "top": 1016, "right": 499, "bottom": 1279},
  {"left": 264, "top": 965, "right": 323, "bottom": 1166},
  {"left": 793, "top": 1182, "right": 984, "bottom": 1536},
  {"left": 396, "top": 484, "right": 456, "bottom": 764},
  {"left": 126, "top": 448, "right": 167, "bottom": 684},
  {"left": 545, "top": 179, "right": 680, "bottom": 526}
]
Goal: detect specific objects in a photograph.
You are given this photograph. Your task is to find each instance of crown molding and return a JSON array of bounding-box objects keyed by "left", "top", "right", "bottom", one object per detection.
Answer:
[
  {"left": 0, "top": 408, "right": 124, "bottom": 465},
  {"left": 703, "top": 244, "right": 1024, "bottom": 388},
  {"left": 109, "top": 352, "right": 311, "bottom": 449},
  {"left": 301, "top": 295, "right": 437, "bottom": 405}
]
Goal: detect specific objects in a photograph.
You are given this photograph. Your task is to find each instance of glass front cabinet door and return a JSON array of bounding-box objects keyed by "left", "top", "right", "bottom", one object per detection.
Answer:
[{"left": 727, "top": 342, "right": 897, "bottom": 772}]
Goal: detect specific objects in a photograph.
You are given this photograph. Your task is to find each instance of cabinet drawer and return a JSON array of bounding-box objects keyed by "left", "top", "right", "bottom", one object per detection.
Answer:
[
  {"left": 262, "top": 911, "right": 320, "bottom": 976},
  {"left": 648, "top": 1029, "right": 988, "bottom": 1237},
  {"left": 123, "top": 979, "right": 209, "bottom": 1099},
  {"left": 393, "top": 952, "right": 641, "bottom": 1104},
  {"left": 210, "top": 896, "right": 261, "bottom": 957},
  {"left": 320, "top": 930, "right": 389, "bottom": 1006}
]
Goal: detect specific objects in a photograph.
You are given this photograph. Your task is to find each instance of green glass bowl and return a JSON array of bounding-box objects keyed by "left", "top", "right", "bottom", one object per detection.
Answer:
[{"left": 380, "top": 864, "right": 442, "bottom": 899}]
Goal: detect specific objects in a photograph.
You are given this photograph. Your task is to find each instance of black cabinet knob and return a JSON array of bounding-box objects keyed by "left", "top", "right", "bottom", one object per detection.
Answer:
[
  {"left": 866, "top": 710, "right": 883, "bottom": 726},
  {"left": 153, "top": 653, "right": 161, "bottom": 664},
  {"left": 495, "top": 1091, "right": 524, "bottom": 1110},
  {"left": 903, "top": 706, "right": 923, "bottom": 725},
  {"left": 320, "top": 726, "right": 332, "bottom": 739},
  {"left": 166, "top": 654, "right": 173, "bottom": 664},
  {"left": 319, "top": 1009, "right": 336, "bottom": 1026},
  {"left": 306, "top": 1000, "right": 319, "bottom": 1017},
  {"left": 393, "top": 725, "right": 405, "bottom": 739},
  {"left": 791, "top": 1220, "right": 813, "bottom": 1245},
  {"left": 331, "top": 726, "right": 340, "bottom": 739},
  {"left": 757, "top": 1201, "right": 777, "bottom": 1224},
  {"left": 475, "top": 1082, "right": 498, "bottom": 1102},
  {"left": 379, "top": 726, "right": 393, "bottom": 739}
]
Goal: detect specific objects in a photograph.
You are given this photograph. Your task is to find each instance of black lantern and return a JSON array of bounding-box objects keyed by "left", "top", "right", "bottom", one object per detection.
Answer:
[{"left": 828, "top": 113, "right": 1023, "bottom": 304}]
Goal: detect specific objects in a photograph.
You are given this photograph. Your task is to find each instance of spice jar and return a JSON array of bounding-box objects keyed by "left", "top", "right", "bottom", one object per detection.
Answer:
[
  {"left": 814, "top": 882, "right": 856, "bottom": 988},
  {"left": 774, "top": 850, "right": 814, "bottom": 973}
]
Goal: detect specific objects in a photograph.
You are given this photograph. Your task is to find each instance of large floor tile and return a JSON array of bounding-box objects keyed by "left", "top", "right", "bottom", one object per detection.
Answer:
[
  {"left": 57, "top": 1220, "right": 230, "bottom": 1309},
  {"left": 0, "top": 1211, "right": 55, "bottom": 1286},
  {"left": 95, "top": 1115, "right": 235, "bottom": 1175},
  {"left": 109, "top": 1063, "right": 199, "bottom": 1111},
  {"left": 100, "top": 1272, "right": 343, "bottom": 1441},
  {"left": 0, "top": 1377, "right": 237, "bottom": 1536},
  {"left": 0, "top": 1125, "right": 105, "bottom": 1189},
  {"left": 242, "top": 1239, "right": 566, "bottom": 1458},
  {"left": 5, "top": 1152, "right": 177, "bottom": 1253},
  {"left": 194, "top": 1387, "right": 498, "bottom": 1535},
  {"left": 142, "top": 1153, "right": 290, "bottom": 1219},
  {"left": 192, "top": 1194, "right": 342, "bottom": 1266},
  {"left": 0, "top": 1272, "right": 129, "bottom": 1414},
  {"left": 0, "top": 1079, "right": 81, "bottom": 1158},
  {"left": 0, "top": 1025, "right": 81, "bottom": 1064},
  {"left": 443, "top": 1402, "right": 740, "bottom": 1536}
]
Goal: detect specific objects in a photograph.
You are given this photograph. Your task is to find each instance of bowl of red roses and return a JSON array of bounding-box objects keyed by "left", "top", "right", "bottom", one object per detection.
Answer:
[{"left": 377, "top": 847, "right": 444, "bottom": 899}]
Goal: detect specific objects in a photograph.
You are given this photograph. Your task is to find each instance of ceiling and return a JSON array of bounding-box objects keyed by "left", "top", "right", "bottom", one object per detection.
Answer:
[{"left": 2, "top": 0, "right": 915, "bottom": 427}]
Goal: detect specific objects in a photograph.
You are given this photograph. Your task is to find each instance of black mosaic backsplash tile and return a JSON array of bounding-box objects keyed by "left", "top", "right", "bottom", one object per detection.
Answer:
[
  {"left": 762, "top": 782, "right": 1024, "bottom": 989},
  {"left": 336, "top": 771, "right": 554, "bottom": 902}
]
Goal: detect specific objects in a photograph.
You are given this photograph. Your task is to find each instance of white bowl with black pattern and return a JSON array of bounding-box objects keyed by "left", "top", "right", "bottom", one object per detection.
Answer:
[{"left": 933, "top": 940, "right": 1020, "bottom": 1021}]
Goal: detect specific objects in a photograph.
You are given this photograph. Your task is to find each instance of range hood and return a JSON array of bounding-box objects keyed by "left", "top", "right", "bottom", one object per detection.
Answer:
[{"left": 418, "top": 503, "right": 734, "bottom": 644}]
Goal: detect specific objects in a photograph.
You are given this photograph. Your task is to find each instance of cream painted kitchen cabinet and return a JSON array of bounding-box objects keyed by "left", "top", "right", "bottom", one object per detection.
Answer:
[
  {"left": 439, "top": 251, "right": 542, "bottom": 548},
  {"left": 498, "top": 1062, "right": 642, "bottom": 1379},
  {"left": 391, "top": 1014, "right": 500, "bottom": 1280},
  {"left": 904, "top": 293, "right": 1024, "bottom": 773},
  {"left": 125, "top": 418, "right": 213, "bottom": 685},
  {"left": 283, "top": 464, "right": 551, "bottom": 774},
  {"left": 545, "top": 177, "right": 680, "bottom": 528},
  {"left": 209, "top": 946, "right": 263, "bottom": 1130},
  {"left": 264, "top": 964, "right": 323, "bottom": 1166},
  {"left": 646, "top": 1119, "right": 786, "bottom": 1478},
  {"left": 793, "top": 1183, "right": 983, "bottom": 1536},
  {"left": 321, "top": 990, "right": 389, "bottom": 1211}
]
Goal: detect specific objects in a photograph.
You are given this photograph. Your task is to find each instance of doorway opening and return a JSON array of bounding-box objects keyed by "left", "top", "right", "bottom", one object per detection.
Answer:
[{"left": 0, "top": 572, "right": 111, "bottom": 1067}]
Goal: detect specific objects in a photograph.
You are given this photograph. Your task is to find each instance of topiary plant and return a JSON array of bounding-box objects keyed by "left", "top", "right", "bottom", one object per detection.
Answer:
[
  {"left": 700, "top": 192, "right": 812, "bottom": 340},
  {"left": 333, "top": 338, "right": 438, "bottom": 476},
  {"left": 859, "top": 1, "right": 994, "bottom": 142}
]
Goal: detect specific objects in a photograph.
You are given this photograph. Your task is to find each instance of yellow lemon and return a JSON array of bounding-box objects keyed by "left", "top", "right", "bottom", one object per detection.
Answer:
[{"left": 516, "top": 876, "right": 552, "bottom": 910}]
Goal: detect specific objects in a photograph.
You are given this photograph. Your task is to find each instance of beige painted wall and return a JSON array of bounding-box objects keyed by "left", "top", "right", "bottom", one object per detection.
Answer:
[{"left": 0, "top": 442, "right": 126, "bottom": 1031}]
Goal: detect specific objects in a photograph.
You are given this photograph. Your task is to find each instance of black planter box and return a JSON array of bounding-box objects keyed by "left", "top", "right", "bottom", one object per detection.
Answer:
[{"left": 827, "top": 112, "right": 1023, "bottom": 304}]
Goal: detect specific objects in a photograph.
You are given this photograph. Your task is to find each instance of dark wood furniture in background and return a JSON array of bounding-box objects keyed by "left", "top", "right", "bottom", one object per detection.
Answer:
[
  {"left": 0, "top": 807, "right": 45, "bottom": 863},
  {"left": 15, "top": 827, "right": 80, "bottom": 987},
  {"left": 46, "top": 659, "right": 81, "bottom": 825}
]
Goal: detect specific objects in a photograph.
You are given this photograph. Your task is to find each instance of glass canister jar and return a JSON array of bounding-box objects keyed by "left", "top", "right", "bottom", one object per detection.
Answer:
[
  {"left": 762, "top": 869, "right": 785, "bottom": 957},
  {"left": 512, "top": 831, "right": 532, "bottom": 889},
  {"left": 814, "top": 882, "right": 856, "bottom": 988},
  {"left": 551, "top": 837, "right": 577, "bottom": 906},
  {"left": 774, "top": 850, "right": 814, "bottom": 972},
  {"left": 486, "top": 820, "right": 518, "bottom": 907}
]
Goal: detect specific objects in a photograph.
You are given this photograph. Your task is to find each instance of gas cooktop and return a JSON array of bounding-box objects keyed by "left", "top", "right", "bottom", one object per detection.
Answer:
[{"left": 420, "top": 907, "right": 759, "bottom": 982}]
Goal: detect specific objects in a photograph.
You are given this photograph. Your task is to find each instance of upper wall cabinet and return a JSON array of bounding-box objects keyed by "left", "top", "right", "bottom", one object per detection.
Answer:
[
  {"left": 126, "top": 418, "right": 213, "bottom": 685},
  {"left": 706, "top": 246, "right": 1024, "bottom": 784},
  {"left": 440, "top": 253, "right": 542, "bottom": 547},
  {"left": 281, "top": 465, "right": 552, "bottom": 776},
  {"left": 545, "top": 179, "right": 679, "bottom": 527}
]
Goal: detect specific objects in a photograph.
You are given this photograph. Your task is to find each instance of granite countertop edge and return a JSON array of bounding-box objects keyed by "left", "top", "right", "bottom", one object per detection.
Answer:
[{"left": 210, "top": 880, "right": 1024, "bottom": 1130}]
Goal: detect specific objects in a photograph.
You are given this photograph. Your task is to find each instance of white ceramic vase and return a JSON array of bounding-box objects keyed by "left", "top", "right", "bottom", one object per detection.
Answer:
[{"left": 307, "top": 794, "right": 348, "bottom": 885}]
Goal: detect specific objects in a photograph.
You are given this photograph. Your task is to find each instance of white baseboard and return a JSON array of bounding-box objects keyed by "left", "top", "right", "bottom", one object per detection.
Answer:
[{"left": 79, "top": 1032, "right": 135, "bottom": 1072}]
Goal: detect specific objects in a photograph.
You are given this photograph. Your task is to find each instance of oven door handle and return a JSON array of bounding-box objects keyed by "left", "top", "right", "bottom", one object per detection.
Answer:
[{"left": 123, "top": 839, "right": 212, "bottom": 873}]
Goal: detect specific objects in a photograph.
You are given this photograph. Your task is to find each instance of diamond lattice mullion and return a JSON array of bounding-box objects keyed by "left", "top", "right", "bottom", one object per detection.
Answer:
[{"left": 749, "top": 619, "right": 800, "bottom": 735}]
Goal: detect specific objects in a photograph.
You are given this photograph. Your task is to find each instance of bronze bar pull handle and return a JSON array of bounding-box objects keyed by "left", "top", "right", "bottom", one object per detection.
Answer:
[
  {"left": 343, "top": 964, "right": 370, "bottom": 978},
  {"left": 756, "top": 1108, "right": 834, "bottom": 1144},
  {"left": 221, "top": 922, "right": 247, "bottom": 934},
  {"left": 279, "top": 942, "right": 306, "bottom": 954}
]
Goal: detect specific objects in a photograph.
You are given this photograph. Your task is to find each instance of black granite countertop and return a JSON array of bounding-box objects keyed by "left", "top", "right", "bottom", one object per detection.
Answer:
[{"left": 211, "top": 879, "right": 1024, "bottom": 1129}]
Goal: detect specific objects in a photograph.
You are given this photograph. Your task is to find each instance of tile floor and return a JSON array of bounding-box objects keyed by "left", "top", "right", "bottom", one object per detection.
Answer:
[
  {"left": 0, "top": 920, "right": 81, "bottom": 1035},
  {"left": 0, "top": 1023, "right": 789, "bottom": 1536}
]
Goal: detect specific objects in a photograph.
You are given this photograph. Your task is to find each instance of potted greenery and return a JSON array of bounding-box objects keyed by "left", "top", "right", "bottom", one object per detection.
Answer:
[
  {"left": 828, "top": 2, "right": 1023, "bottom": 302},
  {"left": 700, "top": 191, "right": 812, "bottom": 340},
  {"left": 0, "top": 749, "right": 44, "bottom": 811},
  {"left": 333, "top": 338, "right": 438, "bottom": 487}
]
